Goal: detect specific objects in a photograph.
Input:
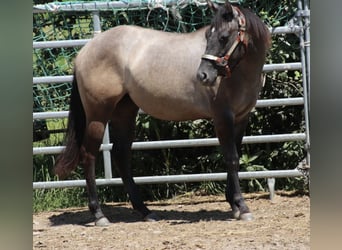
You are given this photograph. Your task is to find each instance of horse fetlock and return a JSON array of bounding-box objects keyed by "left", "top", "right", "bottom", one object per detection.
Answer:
[
  {"left": 236, "top": 204, "right": 252, "bottom": 221},
  {"left": 231, "top": 207, "right": 252, "bottom": 221},
  {"left": 88, "top": 200, "right": 102, "bottom": 214},
  {"left": 234, "top": 195, "right": 248, "bottom": 208},
  {"left": 232, "top": 209, "right": 240, "bottom": 219}
]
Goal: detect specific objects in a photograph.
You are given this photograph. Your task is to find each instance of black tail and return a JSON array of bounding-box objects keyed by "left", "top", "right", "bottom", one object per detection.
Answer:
[{"left": 54, "top": 70, "right": 86, "bottom": 179}]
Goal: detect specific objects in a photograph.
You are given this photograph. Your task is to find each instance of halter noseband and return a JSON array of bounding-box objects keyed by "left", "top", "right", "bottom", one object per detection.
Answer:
[{"left": 202, "top": 6, "right": 248, "bottom": 78}]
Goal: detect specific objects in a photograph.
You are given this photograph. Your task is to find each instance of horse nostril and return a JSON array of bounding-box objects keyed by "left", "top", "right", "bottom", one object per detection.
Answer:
[{"left": 198, "top": 72, "right": 208, "bottom": 82}]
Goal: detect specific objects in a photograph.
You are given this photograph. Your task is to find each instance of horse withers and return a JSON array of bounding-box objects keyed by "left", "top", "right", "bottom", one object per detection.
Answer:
[{"left": 54, "top": 0, "right": 271, "bottom": 226}]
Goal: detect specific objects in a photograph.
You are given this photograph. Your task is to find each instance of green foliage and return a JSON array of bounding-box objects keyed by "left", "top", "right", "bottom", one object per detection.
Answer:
[
  {"left": 33, "top": 0, "right": 308, "bottom": 211},
  {"left": 33, "top": 158, "right": 87, "bottom": 212},
  {"left": 239, "top": 153, "right": 268, "bottom": 192}
]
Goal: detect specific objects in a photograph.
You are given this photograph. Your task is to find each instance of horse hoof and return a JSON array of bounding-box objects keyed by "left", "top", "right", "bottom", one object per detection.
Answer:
[
  {"left": 239, "top": 212, "right": 253, "bottom": 221},
  {"left": 95, "top": 217, "right": 110, "bottom": 227},
  {"left": 144, "top": 212, "right": 159, "bottom": 222}
]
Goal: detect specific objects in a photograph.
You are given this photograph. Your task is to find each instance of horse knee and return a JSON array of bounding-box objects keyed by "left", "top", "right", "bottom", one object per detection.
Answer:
[{"left": 225, "top": 155, "right": 240, "bottom": 171}]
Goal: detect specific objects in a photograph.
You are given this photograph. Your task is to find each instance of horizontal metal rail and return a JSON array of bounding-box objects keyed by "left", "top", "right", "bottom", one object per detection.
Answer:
[
  {"left": 262, "top": 62, "right": 302, "bottom": 72},
  {"left": 33, "top": 75, "right": 73, "bottom": 84},
  {"left": 32, "top": 62, "right": 302, "bottom": 85},
  {"left": 33, "top": 39, "right": 90, "bottom": 49},
  {"left": 33, "top": 169, "right": 302, "bottom": 189},
  {"left": 32, "top": 25, "right": 301, "bottom": 49},
  {"left": 33, "top": 0, "right": 181, "bottom": 13},
  {"left": 33, "top": 97, "right": 304, "bottom": 120},
  {"left": 33, "top": 133, "right": 306, "bottom": 155},
  {"left": 33, "top": 111, "right": 69, "bottom": 120}
]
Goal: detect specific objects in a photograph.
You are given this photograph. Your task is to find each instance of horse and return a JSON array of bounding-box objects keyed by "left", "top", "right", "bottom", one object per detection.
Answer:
[{"left": 54, "top": 0, "right": 271, "bottom": 226}]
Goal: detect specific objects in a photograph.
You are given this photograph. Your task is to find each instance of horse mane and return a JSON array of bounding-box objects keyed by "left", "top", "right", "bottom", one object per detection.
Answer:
[{"left": 240, "top": 6, "right": 272, "bottom": 50}]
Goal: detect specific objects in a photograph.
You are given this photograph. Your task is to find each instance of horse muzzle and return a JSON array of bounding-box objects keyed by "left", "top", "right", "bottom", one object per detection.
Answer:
[{"left": 196, "top": 60, "right": 218, "bottom": 86}]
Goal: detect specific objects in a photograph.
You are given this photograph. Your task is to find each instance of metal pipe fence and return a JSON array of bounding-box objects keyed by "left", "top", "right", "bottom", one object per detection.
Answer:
[
  {"left": 33, "top": 133, "right": 306, "bottom": 155},
  {"left": 32, "top": 97, "right": 305, "bottom": 120},
  {"left": 32, "top": 62, "right": 302, "bottom": 85},
  {"left": 33, "top": 170, "right": 302, "bottom": 189},
  {"left": 32, "top": 0, "right": 310, "bottom": 191},
  {"left": 32, "top": 26, "right": 302, "bottom": 49}
]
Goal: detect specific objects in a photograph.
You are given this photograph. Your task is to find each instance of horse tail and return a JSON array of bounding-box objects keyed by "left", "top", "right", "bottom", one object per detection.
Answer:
[{"left": 54, "top": 69, "right": 86, "bottom": 179}]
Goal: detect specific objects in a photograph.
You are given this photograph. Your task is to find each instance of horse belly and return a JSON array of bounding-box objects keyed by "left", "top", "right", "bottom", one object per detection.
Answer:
[{"left": 128, "top": 83, "right": 211, "bottom": 121}]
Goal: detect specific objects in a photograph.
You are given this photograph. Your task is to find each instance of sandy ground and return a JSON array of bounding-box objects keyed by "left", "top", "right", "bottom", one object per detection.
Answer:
[{"left": 33, "top": 191, "right": 309, "bottom": 249}]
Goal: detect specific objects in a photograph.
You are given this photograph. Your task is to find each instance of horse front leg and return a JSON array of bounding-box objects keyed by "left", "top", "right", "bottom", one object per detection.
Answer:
[{"left": 213, "top": 111, "right": 253, "bottom": 221}]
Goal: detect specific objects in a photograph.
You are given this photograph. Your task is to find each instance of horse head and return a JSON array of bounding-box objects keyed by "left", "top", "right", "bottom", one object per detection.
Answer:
[{"left": 197, "top": 0, "right": 249, "bottom": 85}]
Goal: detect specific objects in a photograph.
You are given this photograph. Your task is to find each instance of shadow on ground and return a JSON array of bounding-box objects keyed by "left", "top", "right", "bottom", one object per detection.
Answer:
[{"left": 49, "top": 202, "right": 235, "bottom": 226}]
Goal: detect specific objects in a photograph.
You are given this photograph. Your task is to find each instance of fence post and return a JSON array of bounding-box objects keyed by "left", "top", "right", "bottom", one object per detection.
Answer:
[
  {"left": 297, "top": 0, "right": 311, "bottom": 167},
  {"left": 102, "top": 124, "right": 113, "bottom": 179},
  {"left": 92, "top": 11, "right": 101, "bottom": 35}
]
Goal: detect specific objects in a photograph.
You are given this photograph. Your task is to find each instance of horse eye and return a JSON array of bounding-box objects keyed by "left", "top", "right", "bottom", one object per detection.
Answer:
[{"left": 219, "top": 34, "right": 229, "bottom": 43}]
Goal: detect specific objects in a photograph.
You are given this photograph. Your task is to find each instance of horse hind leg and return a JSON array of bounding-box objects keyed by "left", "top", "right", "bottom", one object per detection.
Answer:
[
  {"left": 109, "top": 95, "right": 159, "bottom": 221},
  {"left": 81, "top": 96, "right": 123, "bottom": 226},
  {"left": 74, "top": 60, "right": 127, "bottom": 226},
  {"left": 81, "top": 118, "right": 112, "bottom": 226}
]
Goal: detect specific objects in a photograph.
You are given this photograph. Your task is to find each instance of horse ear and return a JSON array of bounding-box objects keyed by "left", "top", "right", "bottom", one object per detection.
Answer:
[
  {"left": 222, "top": 1, "right": 234, "bottom": 21},
  {"left": 224, "top": 1, "right": 233, "bottom": 14},
  {"left": 207, "top": 0, "right": 219, "bottom": 13}
]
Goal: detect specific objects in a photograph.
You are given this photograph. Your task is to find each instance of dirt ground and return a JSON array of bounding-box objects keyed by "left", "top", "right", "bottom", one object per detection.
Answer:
[{"left": 33, "top": 191, "right": 309, "bottom": 249}]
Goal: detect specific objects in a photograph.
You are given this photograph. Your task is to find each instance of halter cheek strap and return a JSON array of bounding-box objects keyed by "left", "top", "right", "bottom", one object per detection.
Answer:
[{"left": 202, "top": 6, "right": 248, "bottom": 78}]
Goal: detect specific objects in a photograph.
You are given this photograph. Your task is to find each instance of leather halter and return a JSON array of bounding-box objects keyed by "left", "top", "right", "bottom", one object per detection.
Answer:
[{"left": 201, "top": 6, "right": 248, "bottom": 78}]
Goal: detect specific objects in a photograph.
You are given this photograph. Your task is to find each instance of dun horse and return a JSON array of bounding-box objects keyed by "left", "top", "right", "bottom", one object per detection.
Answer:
[{"left": 54, "top": 1, "right": 271, "bottom": 226}]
